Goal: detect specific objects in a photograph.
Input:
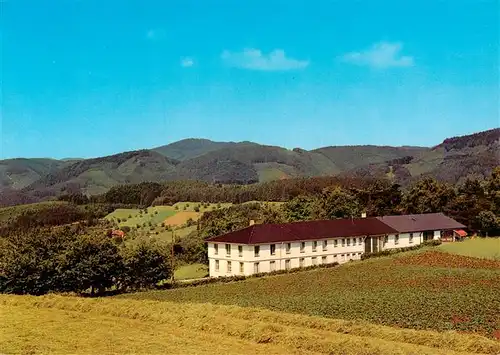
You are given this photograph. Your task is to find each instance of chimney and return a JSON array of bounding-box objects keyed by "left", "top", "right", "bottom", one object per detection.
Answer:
[
  {"left": 361, "top": 212, "right": 367, "bottom": 218},
  {"left": 249, "top": 220, "right": 255, "bottom": 226}
]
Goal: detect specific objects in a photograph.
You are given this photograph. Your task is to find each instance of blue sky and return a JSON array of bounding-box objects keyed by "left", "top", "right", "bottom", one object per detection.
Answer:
[{"left": 1, "top": 0, "right": 498, "bottom": 159}]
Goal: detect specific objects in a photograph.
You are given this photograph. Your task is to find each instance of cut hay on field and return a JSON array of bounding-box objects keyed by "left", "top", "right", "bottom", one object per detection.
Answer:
[{"left": 2, "top": 295, "right": 499, "bottom": 354}]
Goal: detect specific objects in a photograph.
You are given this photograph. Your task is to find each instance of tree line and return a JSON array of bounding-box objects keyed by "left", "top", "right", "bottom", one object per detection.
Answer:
[
  {"left": 194, "top": 168, "right": 500, "bottom": 242},
  {"left": 0, "top": 223, "right": 171, "bottom": 296}
]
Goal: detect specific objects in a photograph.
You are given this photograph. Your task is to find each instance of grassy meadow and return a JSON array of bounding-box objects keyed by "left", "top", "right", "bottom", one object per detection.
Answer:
[
  {"left": 174, "top": 263, "right": 209, "bottom": 280},
  {"left": 2, "top": 294, "right": 499, "bottom": 355},
  {"left": 121, "top": 247, "right": 500, "bottom": 338},
  {"left": 438, "top": 238, "right": 500, "bottom": 260}
]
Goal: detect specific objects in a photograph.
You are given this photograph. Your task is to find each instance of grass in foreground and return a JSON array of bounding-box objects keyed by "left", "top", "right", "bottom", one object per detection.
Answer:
[
  {"left": 120, "top": 250, "right": 500, "bottom": 338},
  {"left": 2, "top": 294, "right": 499, "bottom": 355},
  {"left": 438, "top": 238, "right": 500, "bottom": 260}
]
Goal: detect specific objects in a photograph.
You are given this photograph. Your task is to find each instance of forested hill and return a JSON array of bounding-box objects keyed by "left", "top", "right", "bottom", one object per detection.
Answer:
[{"left": 0, "top": 128, "right": 498, "bottom": 206}]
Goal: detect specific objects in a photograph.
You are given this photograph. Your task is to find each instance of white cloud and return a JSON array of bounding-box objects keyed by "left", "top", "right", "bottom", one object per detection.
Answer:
[
  {"left": 181, "top": 57, "right": 194, "bottom": 67},
  {"left": 342, "top": 42, "right": 414, "bottom": 68},
  {"left": 221, "top": 48, "right": 309, "bottom": 71}
]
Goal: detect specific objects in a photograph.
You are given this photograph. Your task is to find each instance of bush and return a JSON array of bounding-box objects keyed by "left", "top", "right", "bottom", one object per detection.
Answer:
[
  {"left": 122, "top": 226, "right": 131, "bottom": 233},
  {"left": 194, "top": 206, "right": 200, "bottom": 212}
]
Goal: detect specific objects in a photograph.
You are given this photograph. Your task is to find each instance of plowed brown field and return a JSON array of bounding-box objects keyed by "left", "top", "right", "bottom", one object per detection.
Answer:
[{"left": 164, "top": 211, "right": 201, "bottom": 226}]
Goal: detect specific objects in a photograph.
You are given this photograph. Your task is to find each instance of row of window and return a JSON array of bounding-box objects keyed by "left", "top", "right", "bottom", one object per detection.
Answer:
[
  {"left": 214, "top": 253, "right": 362, "bottom": 273},
  {"left": 214, "top": 238, "right": 364, "bottom": 257},
  {"left": 383, "top": 233, "right": 414, "bottom": 246}
]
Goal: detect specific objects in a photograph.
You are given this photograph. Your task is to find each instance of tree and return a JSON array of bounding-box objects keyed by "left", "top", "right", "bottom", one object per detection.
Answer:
[
  {"left": 477, "top": 211, "right": 499, "bottom": 236},
  {"left": 282, "top": 195, "right": 315, "bottom": 222},
  {"left": 485, "top": 166, "right": 500, "bottom": 215},
  {"left": 448, "top": 178, "right": 490, "bottom": 229},
  {"left": 120, "top": 241, "right": 171, "bottom": 290},
  {"left": 59, "top": 234, "right": 123, "bottom": 295},
  {"left": 402, "top": 178, "right": 456, "bottom": 214},
  {"left": 314, "top": 187, "right": 361, "bottom": 220},
  {"left": 353, "top": 181, "right": 402, "bottom": 217}
]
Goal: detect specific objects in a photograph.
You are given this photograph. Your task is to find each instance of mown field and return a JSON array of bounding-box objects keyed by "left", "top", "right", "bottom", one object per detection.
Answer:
[
  {"left": 438, "top": 238, "right": 500, "bottom": 260},
  {"left": 2, "top": 294, "right": 499, "bottom": 355},
  {"left": 121, "top": 248, "right": 500, "bottom": 338}
]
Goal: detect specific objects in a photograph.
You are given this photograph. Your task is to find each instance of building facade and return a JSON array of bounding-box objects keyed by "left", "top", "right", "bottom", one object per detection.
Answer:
[{"left": 206, "top": 213, "right": 465, "bottom": 278}]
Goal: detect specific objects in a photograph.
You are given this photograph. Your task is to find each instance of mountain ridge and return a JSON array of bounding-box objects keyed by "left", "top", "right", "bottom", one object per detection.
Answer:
[{"left": 0, "top": 128, "right": 498, "bottom": 206}]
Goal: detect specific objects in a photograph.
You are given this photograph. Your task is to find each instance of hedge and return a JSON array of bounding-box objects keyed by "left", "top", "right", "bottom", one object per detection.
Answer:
[{"left": 165, "top": 262, "right": 340, "bottom": 289}]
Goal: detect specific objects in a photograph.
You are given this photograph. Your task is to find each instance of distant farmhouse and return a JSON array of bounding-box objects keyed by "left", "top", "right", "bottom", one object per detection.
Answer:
[{"left": 206, "top": 213, "right": 466, "bottom": 277}]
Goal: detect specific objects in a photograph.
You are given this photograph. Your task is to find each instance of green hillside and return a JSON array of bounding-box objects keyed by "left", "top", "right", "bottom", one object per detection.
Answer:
[
  {"left": 153, "top": 138, "right": 237, "bottom": 161},
  {"left": 1, "top": 128, "right": 498, "bottom": 206},
  {"left": 23, "top": 150, "right": 179, "bottom": 196},
  {"left": 0, "top": 158, "right": 69, "bottom": 190}
]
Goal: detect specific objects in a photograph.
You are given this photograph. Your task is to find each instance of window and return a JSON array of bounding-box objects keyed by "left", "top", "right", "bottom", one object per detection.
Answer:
[
  {"left": 323, "top": 240, "right": 328, "bottom": 251},
  {"left": 239, "top": 262, "right": 244, "bottom": 273},
  {"left": 270, "top": 244, "right": 276, "bottom": 255},
  {"left": 270, "top": 261, "right": 276, "bottom": 271},
  {"left": 227, "top": 261, "right": 232, "bottom": 273},
  {"left": 254, "top": 262, "right": 260, "bottom": 273},
  {"left": 214, "top": 244, "right": 218, "bottom": 255},
  {"left": 347, "top": 238, "right": 350, "bottom": 247},
  {"left": 238, "top": 245, "right": 243, "bottom": 257},
  {"left": 299, "top": 258, "right": 305, "bottom": 267},
  {"left": 285, "top": 259, "right": 291, "bottom": 269},
  {"left": 384, "top": 235, "right": 388, "bottom": 245},
  {"left": 300, "top": 242, "right": 305, "bottom": 253},
  {"left": 312, "top": 257, "right": 317, "bottom": 265},
  {"left": 334, "top": 239, "right": 338, "bottom": 247},
  {"left": 215, "top": 260, "right": 219, "bottom": 271},
  {"left": 358, "top": 238, "right": 363, "bottom": 246},
  {"left": 254, "top": 245, "right": 260, "bottom": 257},
  {"left": 342, "top": 239, "right": 346, "bottom": 247},
  {"left": 409, "top": 233, "right": 414, "bottom": 244},
  {"left": 286, "top": 243, "right": 291, "bottom": 254},
  {"left": 225, "top": 244, "right": 231, "bottom": 256},
  {"left": 395, "top": 234, "right": 399, "bottom": 245},
  {"left": 322, "top": 256, "right": 327, "bottom": 264},
  {"left": 312, "top": 241, "right": 318, "bottom": 252}
]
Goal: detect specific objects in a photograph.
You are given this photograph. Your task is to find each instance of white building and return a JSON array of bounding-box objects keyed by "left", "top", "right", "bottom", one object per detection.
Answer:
[{"left": 206, "top": 213, "right": 465, "bottom": 277}]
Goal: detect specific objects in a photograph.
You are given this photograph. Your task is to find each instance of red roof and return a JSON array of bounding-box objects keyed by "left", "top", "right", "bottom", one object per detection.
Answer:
[
  {"left": 206, "top": 217, "right": 398, "bottom": 244},
  {"left": 376, "top": 213, "right": 466, "bottom": 233},
  {"left": 454, "top": 229, "right": 467, "bottom": 237},
  {"left": 206, "top": 213, "right": 466, "bottom": 245}
]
